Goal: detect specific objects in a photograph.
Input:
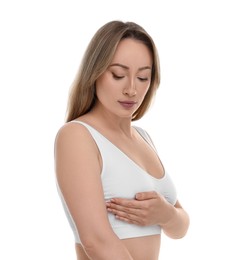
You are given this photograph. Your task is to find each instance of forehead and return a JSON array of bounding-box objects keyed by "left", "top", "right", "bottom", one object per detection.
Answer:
[{"left": 111, "top": 38, "right": 153, "bottom": 67}]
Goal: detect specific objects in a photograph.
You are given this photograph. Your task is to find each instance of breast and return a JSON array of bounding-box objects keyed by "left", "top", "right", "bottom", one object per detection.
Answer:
[
  {"left": 99, "top": 136, "right": 177, "bottom": 240},
  {"left": 102, "top": 159, "right": 156, "bottom": 200},
  {"left": 101, "top": 149, "right": 177, "bottom": 205}
]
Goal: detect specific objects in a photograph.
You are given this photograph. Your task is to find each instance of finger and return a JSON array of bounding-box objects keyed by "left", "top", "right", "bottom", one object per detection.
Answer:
[
  {"left": 114, "top": 214, "right": 143, "bottom": 225},
  {"left": 135, "top": 191, "right": 158, "bottom": 200},
  {"left": 107, "top": 206, "right": 137, "bottom": 216},
  {"left": 108, "top": 207, "right": 144, "bottom": 225},
  {"left": 107, "top": 202, "right": 140, "bottom": 215},
  {"left": 109, "top": 198, "right": 141, "bottom": 209}
]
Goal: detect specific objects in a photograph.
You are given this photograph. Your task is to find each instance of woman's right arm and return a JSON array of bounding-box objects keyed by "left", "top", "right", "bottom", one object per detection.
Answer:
[{"left": 54, "top": 123, "right": 133, "bottom": 260}]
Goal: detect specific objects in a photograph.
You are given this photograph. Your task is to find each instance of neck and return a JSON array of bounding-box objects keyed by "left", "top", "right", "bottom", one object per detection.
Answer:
[{"left": 86, "top": 106, "right": 134, "bottom": 137}]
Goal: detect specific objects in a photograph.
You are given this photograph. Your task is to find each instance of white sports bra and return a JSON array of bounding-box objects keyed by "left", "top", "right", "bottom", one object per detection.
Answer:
[{"left": 57, "top": 121, "right": 177, "bottom": 243}]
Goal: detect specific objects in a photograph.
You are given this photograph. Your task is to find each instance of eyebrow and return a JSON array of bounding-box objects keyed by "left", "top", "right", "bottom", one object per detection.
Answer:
[{"left": 109, "top": 63, "right": 152, "bottom": 71}]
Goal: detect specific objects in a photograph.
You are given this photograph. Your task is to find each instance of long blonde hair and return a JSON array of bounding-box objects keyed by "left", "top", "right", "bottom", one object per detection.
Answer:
[{"left": 66, "top": 20, "right": 160, "bottom": 122}]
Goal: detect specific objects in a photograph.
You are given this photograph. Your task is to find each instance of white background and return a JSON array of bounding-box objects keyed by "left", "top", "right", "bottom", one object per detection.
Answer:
[{"left": 0, "top": 0, "right": 244, "bottom": 259}]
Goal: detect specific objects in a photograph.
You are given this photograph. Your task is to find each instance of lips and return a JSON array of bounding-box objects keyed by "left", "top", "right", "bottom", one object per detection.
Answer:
[{"left": 118, "top": 100, "right": 137, "bottom": 109}]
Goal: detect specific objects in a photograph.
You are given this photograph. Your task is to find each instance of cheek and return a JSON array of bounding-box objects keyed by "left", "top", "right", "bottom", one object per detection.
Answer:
[
  {"left": 139, "top": 83, "right": 151, "bottom": 96},
  {"left": 96, "top": 78, "right": 117, "bottom": 101},
  {"left": 96, "top": 73, "right": 117, "bottom": 90}
]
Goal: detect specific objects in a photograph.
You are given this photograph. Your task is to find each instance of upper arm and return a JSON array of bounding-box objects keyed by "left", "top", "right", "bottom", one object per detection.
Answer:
[{"left": 54, "top": 123, "right": 116, "bottom": 245}]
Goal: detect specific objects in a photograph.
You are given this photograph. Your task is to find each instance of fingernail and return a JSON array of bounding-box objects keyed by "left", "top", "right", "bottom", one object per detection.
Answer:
[{"left": 136, "top": 193, "right": 141, "bottom": 199}]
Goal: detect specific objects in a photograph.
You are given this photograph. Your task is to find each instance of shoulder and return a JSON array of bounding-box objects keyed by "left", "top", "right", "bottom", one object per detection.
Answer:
[
  {"left": 55, "top": 121, "right": 87, "bottom": 138},
  {"left": 54, "top": 121, "right": 98, "bottom": 156},
  {"left": 133, "top": 125, "right": 150, "bottom": 139},
  {"left": 133, "top": 125, "right": 157, "bottom": 149}
]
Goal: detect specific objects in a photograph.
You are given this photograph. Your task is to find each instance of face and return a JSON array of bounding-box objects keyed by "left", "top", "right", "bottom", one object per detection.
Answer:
[{"left": 95, "top": 38, "right": 153, "bottom": 119}]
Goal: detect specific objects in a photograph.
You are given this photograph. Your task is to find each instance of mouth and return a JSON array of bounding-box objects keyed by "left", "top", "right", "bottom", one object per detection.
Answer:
[{"left": 118, "top": 100, "right": 137, "bottom": 109}]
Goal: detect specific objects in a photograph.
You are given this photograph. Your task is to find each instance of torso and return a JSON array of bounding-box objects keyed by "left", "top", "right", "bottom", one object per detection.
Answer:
[
  {"left": 60, "top": 116, "right": 176, "bottom": 259},
  {"left": 72, "top": 119, "right": 165, "bottom": 259}
]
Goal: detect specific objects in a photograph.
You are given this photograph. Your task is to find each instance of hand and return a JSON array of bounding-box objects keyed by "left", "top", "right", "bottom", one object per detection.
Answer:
[{"left": 106, "top": 191, "right": 173, "bottom": 226}]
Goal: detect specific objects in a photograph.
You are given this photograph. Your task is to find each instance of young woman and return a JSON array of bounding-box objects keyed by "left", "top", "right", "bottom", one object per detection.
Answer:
[{"left": 55, "top": 20, "right": 189, "bottom": 260}]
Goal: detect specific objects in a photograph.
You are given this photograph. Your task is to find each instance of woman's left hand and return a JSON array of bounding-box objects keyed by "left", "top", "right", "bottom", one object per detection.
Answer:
[{"left": 106, "top": 191, "right": 173, "bottom": 226}]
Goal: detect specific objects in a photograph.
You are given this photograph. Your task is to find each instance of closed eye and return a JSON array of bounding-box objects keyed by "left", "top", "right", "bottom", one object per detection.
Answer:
[
  {"left": 138, "top": 77, "right": 149, "bottom": 82},
  {"left": 112, "top": 73, "right": 124, "bottom": 80}
]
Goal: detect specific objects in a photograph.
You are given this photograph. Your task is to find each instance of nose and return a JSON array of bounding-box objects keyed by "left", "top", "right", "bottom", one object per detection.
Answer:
[{"left": 123, "top": 79, "right": 137, "bottom": 96}]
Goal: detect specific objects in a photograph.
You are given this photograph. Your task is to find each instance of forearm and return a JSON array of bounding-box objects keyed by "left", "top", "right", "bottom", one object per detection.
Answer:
[{"left": 160, "top": 206, "right": 190, "bottom": 239}]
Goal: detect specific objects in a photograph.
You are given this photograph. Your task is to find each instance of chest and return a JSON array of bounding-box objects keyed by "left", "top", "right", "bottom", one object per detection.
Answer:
[
  {"left": 99, "top": 137, "right": 168, "bottom": 199},
  {"left": 101, "top": 147, "right": 161, "bottom": 200},
  {"left": 109, "top": 136, "right": 165, "bottom": 179},
  {"left": 100, "top": 146, "right": 177, "bottom": 205}
]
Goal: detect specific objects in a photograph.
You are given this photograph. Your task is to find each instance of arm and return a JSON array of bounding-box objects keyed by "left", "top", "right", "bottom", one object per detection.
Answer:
[
  {"left": 55, "top": 123, "right": 133, "bottom": 259},
  {"left": 158, "top": 198, "right": 190, "bottom": 239},
  {"left": 106, "top": 191, "right": 190, "bottom": 239}
]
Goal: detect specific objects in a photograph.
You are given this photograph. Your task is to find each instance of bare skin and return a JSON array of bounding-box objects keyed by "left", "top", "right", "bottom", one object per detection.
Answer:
[{"left": 75, "top": 235, "right": 161, "bottom": 260}]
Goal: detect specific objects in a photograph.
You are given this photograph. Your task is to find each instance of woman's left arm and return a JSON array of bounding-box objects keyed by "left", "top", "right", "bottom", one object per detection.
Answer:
[{"left": 106, "top": 191, "right": 190, "bottom": 239}]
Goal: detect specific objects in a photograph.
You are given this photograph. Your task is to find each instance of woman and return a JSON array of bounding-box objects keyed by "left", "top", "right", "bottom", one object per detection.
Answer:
[{"left": 55, "top": 20, "right": 189, "bottom": 260}]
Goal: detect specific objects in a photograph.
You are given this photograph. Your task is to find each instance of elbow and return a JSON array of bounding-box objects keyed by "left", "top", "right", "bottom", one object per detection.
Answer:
[
  {"left": 168, "top": 227, "right": 189, "bottom": 239},
  {"left": 81, "top": 233, "right": 131, "bottom": 259},
  {"left": 176, "top": 212, "right": 190, "bottom": 239},
  {"left": 82, "top": 240, "right": 98, "bottom": 258},
  {"left": 81, "top": 233, "right": 119, "bottom": 259},
  {"left": 164, "top": 212, "right": 190, "bottom": 239},
  {"left": 164, "top": 230, "right": 187, "bottom": 240},
  {"left": 81, "top": 236, "right": 104, "bottom": 258},
  {"left": 164, "top": 225, "right": 189, "bottom": 240}
]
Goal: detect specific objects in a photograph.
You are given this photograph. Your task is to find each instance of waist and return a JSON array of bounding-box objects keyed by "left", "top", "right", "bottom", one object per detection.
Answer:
[
  {"left": 75, "top": 234, "right": 161, "bottom": 260},
  {"left": 122, "top": 234, "right": 161, "bottom": 260}
]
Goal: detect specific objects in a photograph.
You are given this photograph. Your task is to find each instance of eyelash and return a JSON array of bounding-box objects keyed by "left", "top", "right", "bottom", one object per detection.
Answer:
[
  {"left": 112, "top": 73, "right": 124, "bottom": 80},
  {"left": 138, "top": 77, "right": 148, "bottom": 82},
  {"left": 112, "top": 73, "right": 148, "bottom": 82}
]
